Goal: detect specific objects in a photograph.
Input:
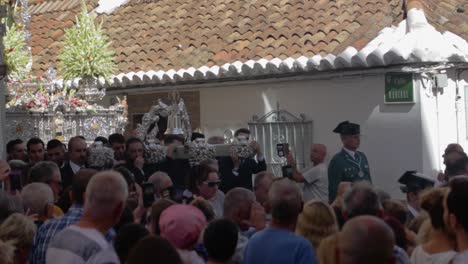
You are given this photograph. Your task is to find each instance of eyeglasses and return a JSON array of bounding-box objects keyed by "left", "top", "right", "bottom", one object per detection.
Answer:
[
  {"left": 161, "top": 186, "right": 175, "bottom": 198},
  {"left": 205, "top": 181, "right": 220, "bottom": 187}
]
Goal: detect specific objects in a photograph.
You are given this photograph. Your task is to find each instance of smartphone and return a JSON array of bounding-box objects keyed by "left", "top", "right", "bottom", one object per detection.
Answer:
[
  {"left": 282, "top": 165, "right": 294, "bottom": 178},
  {"left": 142, "top": 182, "right": 155, "bottom": 208},
  {"left": 9, "top": 169, "right": 23, "bottom": 192},
  {"left": 276, "top": 143, "right": 289, "bottom": 157}
]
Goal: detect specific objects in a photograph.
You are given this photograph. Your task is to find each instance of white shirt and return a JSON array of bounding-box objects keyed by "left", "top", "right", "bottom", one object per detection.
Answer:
[
  {"left": 177, "top": 249, "right": 204, "bottom": 264},
  {"left": 232, "top": 156, "right": 265, "bottom": 176},
  {"left": 410, "top": 245, "right": 457, "bottom": 264},
  {"left": 452, "top": 250, "right": 468, "bottom": 264},
  {"left": 46, "top": 225, "right": 117, "bottom": 264},
  {"left": 230, "top": 232, "right": 249, "bottom": 264},
  {"left": 69, "top": 161, "right": 82, "bottom": 175},
  {"left": 301, "top": 163, "right": 328, "bottom": 202},
  {"left": 408, "top": 204, "right": 420, "bottom": 219},
  {"left": 209, "top": 190, "right": 225, "bottom": 219},
  {"left": 343, "top": 147, "right": 356, "bottom": 158}
]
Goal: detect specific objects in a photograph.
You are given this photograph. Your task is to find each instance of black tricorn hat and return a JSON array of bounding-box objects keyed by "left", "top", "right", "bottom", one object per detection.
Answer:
[
  {"left": 398, "top": 171, "right": 435, "bottom": 193},
  {"left": 333, "top": 121, "right": 360, "bottom": 135}
]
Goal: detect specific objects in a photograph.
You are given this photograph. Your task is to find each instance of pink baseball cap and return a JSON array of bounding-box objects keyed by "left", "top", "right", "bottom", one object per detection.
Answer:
[{"left": 159, "top": 204, "right": 207, "bottom": 249}]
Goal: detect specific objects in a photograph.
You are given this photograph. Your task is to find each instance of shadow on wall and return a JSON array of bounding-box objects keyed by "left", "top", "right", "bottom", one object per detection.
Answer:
[{"left": 379, "top": 103, "right": 414, "bottom": 114}]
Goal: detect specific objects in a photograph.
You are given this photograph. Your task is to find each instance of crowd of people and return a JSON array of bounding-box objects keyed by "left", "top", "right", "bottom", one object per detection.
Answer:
[{"left": 1, "top": 123, "right": 468, "bottom": 264}]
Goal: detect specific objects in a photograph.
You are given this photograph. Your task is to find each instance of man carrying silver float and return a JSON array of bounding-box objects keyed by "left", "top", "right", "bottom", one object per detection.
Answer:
[{"left": 218, "top": 128, "right": 266, "bottom": 192}]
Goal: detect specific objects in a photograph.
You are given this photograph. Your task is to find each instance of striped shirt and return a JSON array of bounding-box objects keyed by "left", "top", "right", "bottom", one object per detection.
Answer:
[
  {"left": 30, "top": 204, "right": 84, "bottom": 264},
  {"left": 46, "top": 225, "right": 119, "bottom": 264},
  {"left": 30, "top": 204, "right": 115, "bottom": 264}
]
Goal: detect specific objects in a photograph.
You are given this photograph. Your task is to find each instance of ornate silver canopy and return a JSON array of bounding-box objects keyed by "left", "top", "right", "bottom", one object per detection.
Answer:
[
  {"left": 4, "top": 70, "right": 128, "bottom": 143},
  {"left": 135, "top": 90, "right": 191, "bottom": 143}
]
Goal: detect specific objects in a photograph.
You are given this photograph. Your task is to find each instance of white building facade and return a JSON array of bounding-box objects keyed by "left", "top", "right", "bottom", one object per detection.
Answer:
[{"left": 103, "top": 7, "right": 468, "bottom": 197}]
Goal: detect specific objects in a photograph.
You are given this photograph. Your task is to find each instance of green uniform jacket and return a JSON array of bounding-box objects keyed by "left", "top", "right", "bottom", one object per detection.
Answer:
[{"left": 328, "top": 149, "right": 371, "bottom": 202}]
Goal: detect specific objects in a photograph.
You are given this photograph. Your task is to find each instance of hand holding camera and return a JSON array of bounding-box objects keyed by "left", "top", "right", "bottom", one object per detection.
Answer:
[
  {"left": 142, "top": 182, "right": 155, "bottom": 208},
  {"left": 276, "top": 143, "right": 289, "bottom": 158},
  {"left": 230, "top": 149, "right": 241, "bottom": 169},
  {"left": 277, "top": 143, "right": 294, "bottom": 178},
  {"left": 249, "top": 140, "right": 262, "bottom": 155},
  {"left": 286, "top": 152, "right": 296, "bottom": 167},
  {"left": 0, "top": 160, "right": 11, "bottom": 182}
]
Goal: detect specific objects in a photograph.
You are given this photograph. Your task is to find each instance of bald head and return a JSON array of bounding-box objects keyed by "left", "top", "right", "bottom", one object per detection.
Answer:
[
  {"left": 268, "top": 178, "right": 302, "bottom": 227},
  {"left": 148, "top": 171, "right": 173, "bottom": 197},
  {"left": 68, "top": 136, "right": 87, "bottom": 166},
  {"left": 339, "top": 216, "right": 395, "bottom": 264},
  {"left": 445, "top": 143, "right": 464, "bottom": 155},
  {"left": 311, "top": 144, "right": 327, "bottom": 164}
]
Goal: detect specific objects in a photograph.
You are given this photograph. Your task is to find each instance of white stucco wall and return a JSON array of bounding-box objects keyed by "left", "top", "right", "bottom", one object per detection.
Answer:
[
  {"left": 454, "top": 70, "right": 468, "bottom": 151},
  {"left": 418, "top": 69, "right": 468, "bottom": 178},
  {"left": 199, "top": 73, "right": 423, "bottom": 197},
  {"left": 114, "top": 67, "right": 468, "bottom": 198}
]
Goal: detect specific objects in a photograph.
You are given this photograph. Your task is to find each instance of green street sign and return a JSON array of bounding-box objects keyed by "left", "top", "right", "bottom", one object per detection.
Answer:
[{"left": 385, "top": 72, "right": 414, "bottom": 103}]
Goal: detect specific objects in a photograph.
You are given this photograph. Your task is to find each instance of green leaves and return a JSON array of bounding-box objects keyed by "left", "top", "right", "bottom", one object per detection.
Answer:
[
  {"left": 3, "top": 23, "right": 30, "bottom": 81},
  {"left": 58, "top": 1, "right": 116, "bottom": 83}
]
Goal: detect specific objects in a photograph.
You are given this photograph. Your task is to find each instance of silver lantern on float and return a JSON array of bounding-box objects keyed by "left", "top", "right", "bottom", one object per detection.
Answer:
[
  {"left": 165, "top": 103, "right": 186, "bottom": 136},
  {"left": 164, "top": 90, "right": 191, "bottom": 141}
]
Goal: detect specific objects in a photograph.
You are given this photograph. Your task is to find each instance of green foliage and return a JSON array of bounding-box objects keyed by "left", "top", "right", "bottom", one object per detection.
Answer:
[
  {"left": 3, "top": 23, "right": 30, "bottom": 81},
  {"left": 58, "top": 1, "right": 116, "bottom": 83}
]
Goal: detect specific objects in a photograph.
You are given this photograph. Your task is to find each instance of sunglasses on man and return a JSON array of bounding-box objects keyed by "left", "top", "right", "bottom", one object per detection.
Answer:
[
  {"left": 205, "top": 181, "right": 221, "bottom": 188},
  {"left": 160, "top": 186, "right": 175, "bottom": 199}
]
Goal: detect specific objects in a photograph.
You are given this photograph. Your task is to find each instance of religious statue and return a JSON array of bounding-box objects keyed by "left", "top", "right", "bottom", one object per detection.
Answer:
[{"left": 54, "top": 111, "right": 65, "bottom": 141}]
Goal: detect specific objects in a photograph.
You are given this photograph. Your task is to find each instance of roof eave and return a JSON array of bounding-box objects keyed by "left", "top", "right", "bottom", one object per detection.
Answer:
[{"left": 104, "top": 61, "right": 468, "bottom": 94}]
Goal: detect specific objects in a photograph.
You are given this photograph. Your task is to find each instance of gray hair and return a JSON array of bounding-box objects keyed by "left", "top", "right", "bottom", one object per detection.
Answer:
[
  {"left": 148, "top": 171, "right": 170, "bottom": 191},
  {"left": 344, "top": 181, "right": 381, "bottom": 218},
  {"left": 28, "top": 161, "right": 59, "bottom": 183},
  {"left": 21, "top": 183, "right": 53, "bottom": 216},
  {"left": 224, "top": 188, "right": 255, "bottom": 219},
  {"left": 339, "top": 215, "right": 395, "bottom": 264},
  {"left": 0, "top": 240, "right": 14, "bottom": 264},
  {"left": 376, "top": 188, "right": 391, "bottom": 205},
  {"left": 84, "top": 170, "right": 128, "bottom": 218},
  {"left": 268, "top": 178, "right": 303, "bottom": 226},
  {"left": 0, "top": 213, "right": 36, "bottom": 251}
]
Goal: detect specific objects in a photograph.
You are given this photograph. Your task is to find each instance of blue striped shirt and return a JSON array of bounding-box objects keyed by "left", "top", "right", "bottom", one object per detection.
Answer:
[{"left": 29, "top": 204, "right": 115, "bottom": 264}]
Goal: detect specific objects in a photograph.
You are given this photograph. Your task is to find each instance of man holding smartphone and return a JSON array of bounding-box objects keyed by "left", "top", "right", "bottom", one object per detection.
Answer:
[
  {"left": 287, "top": 144, "right": 328, "bottom": 202},
  {"left": 0, "top": 160, "right": 11, "bottom": 190}
]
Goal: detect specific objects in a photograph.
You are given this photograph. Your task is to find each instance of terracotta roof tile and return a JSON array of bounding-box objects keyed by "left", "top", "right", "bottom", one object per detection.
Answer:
[{"left": 25, "top": 0, "right": 468, "bottom": 77}]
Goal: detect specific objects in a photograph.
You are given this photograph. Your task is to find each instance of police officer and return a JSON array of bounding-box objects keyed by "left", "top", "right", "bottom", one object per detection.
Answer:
[
  {"left": 328, "top": 121, "right": 371, "bottom": 202},
  {"left": 398, "top": 170, "right": 435, "bottom": 223}
]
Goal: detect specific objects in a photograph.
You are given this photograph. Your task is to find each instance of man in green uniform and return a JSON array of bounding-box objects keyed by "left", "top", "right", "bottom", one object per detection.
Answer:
[{"left": 328, "top": 121, "right": 371, "bottom": 202}]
